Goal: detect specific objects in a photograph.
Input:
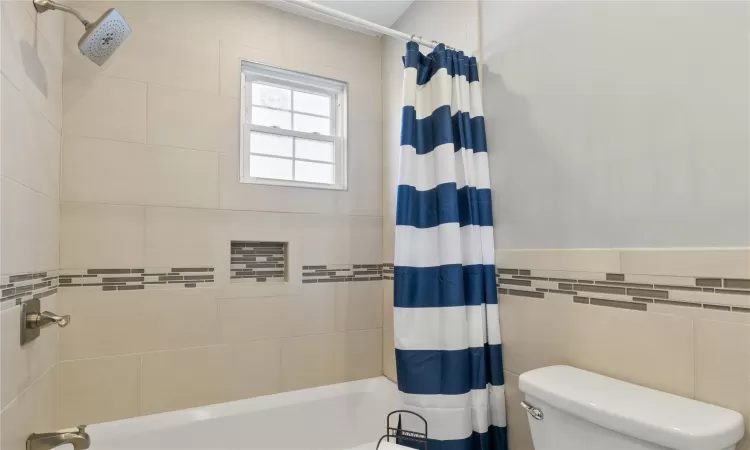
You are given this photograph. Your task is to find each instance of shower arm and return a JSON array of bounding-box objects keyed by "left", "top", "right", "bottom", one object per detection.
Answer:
[{"left": 33, "top": 0, "right": 90, "bottom": 27}]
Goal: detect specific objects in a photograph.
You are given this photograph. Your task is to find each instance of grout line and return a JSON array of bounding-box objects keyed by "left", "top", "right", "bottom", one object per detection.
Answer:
[
  {"left": 0, "top": 363, "right": 56, "bottom": 415},
  {"left": 0, "top": 173, "right": 59, "bottom": 203},
  {"left": 57, "top": 327, "right": 385, "bottom": 364},
  {"left": 58, "top": 200, "right": 384, "bottom": 219},
  {"left": 145, "top": 83, "right": 149, "bottom": 146},
  {"left": 139, "top": 354, "right": 144, "bottom": 416}
]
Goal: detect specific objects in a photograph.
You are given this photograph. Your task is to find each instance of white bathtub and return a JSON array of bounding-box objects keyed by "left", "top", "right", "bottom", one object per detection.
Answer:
[{"left": 88, "top": 377, "right": 404, "bottom": 450}]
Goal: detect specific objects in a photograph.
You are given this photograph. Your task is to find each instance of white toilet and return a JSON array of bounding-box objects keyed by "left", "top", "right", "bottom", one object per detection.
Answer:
[{"left": 519, "top": 365, "right": 745, "bottom": 450}]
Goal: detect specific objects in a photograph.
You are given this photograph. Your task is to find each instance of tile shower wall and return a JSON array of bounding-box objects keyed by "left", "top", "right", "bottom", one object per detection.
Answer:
[
  {"left": 0, "top": 2, "right": 64, "bottom": 449},
  {"left": 56, "top": 1, "right": 383, "bottom": 427}
]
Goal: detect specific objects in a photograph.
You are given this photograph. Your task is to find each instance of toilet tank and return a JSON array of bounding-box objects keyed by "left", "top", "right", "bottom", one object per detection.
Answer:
[{"left": 519, "top": 366, "right": 745, "bottom": 450}]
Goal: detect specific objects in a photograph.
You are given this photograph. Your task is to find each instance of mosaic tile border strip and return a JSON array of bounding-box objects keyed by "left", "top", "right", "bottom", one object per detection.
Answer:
[
  {"left": 59, "top": 268, "right": 215, "bottom": 291},
  {"left": 231, "top": 241, "right": 285, "bottom": 283},
  {"left": 302, "top": 264, "right": 383, "bottom": 283},
  {"left": 382, "top": 263, "right": 394, "bottom": 280},
  {"left": 495, "top": 268, "right": 750, "bottom": 314},
  {"left": 0, "top": 271, "right": 59, "bottom": 308}
]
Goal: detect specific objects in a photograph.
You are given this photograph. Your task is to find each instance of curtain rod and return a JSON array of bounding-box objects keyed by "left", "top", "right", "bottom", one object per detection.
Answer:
[{"left": 278, "top": 0, "right": 454, "bottom": 50}]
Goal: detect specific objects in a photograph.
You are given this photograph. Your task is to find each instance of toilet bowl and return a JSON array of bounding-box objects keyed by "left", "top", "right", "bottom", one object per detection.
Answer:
[{"left": 519, "top": 366, "right": 745, "bottom": 450}]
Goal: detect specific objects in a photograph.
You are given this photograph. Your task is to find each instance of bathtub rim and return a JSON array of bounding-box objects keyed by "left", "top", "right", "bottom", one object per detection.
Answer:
[{"left": 88, "top": 376, "right": 397, "bottom": 440}]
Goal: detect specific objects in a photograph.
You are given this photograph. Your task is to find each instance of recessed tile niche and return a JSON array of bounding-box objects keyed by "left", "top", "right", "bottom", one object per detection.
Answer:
[{"left": 230, "top": 241, "right": 286, "bottom": 283}]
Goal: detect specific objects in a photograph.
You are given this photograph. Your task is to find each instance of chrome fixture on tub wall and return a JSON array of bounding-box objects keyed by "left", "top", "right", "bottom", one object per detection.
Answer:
[
  {"left": 21, "top": 298, "right": 70, "bottom": 345},
  {"left": 32, "top": 0, "right": 131, "bottom": 65},
  {"left": 27, "top": 425, "right": 90, "bottom": 450}
]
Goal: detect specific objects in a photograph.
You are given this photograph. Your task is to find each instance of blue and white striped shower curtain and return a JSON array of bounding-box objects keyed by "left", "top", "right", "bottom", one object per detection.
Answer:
[{"left": 394, "top": 42, "right": 507, "bottom": 450}]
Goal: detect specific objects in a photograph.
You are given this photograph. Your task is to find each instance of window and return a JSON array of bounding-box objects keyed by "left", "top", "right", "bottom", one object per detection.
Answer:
[{"left": 240, "top": 61, "right": 348, "bottom": 190}]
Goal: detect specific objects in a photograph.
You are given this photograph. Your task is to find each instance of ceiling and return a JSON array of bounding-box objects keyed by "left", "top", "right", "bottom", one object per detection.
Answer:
[{"left": 267, "top": 1, "right": 415, "bottom": 35}]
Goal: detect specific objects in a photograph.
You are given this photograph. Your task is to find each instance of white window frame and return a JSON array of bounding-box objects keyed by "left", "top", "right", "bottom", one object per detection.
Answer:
[{"left": 240, "top": 61, "right": 348, "bottom": 190}]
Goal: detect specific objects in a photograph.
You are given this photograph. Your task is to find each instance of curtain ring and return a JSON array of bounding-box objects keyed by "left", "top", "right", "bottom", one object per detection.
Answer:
[{"left": 410, "top": 34, "right": 416, "bottom": 42}]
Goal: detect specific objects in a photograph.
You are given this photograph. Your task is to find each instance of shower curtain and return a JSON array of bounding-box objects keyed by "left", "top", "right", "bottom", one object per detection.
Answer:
[{"left": 394, "top": 42, "right": 507, "bottom": 450}]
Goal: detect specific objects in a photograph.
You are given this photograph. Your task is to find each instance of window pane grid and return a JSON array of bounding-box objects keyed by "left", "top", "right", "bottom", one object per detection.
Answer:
[
  {"left": 249, "top": 133, "right": 335, "bottom": 184},
  {"left": 241, "top": 63, "right": 345, "bottom": 190}
]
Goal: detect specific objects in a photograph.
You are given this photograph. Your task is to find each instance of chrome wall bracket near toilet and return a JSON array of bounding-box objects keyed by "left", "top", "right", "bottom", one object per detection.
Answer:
[{"left": 21, "top": 298, "right": 70, "bottom": 345}]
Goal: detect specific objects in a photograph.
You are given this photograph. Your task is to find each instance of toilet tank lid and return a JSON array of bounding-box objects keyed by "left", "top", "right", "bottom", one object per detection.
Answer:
[{"left": 519, "top": 366, "right": 745, "bottom": 450}]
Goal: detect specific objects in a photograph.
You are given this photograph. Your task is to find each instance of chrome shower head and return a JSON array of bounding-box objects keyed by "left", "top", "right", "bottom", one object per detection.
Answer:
[
  {"left": 77, "top": 9, "right": 131, "bottom": 66},
  {"left": 33, "top": 0, "right": 131, "bottom": 66}
]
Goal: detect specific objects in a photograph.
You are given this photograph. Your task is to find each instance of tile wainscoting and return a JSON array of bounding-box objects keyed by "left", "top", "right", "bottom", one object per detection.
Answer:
[
  {"left": 494, "top": 248, "right": 750, "bottom": 450},
  {"left": 0, "top": 271, "right": 59, "bottom": 310},
  {"left": 495, "top": 268, "right": 750, "bottom": 316},
  {"left": 59, "top": 268, "right": 215, "bottom": 291},
  {"left": 302, "top": 264, "right": 384, "bottom": 283}
]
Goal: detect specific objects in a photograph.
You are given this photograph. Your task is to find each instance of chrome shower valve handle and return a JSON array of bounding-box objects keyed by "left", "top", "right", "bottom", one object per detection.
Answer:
[{"left": 21, "top": 299, "right": 71, "bottom": 345}]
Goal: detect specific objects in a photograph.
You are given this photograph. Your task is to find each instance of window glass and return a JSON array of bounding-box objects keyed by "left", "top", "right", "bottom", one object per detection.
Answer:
[
  {"left": 249, "top": 155, "right": 293, "bottom": 180},
  {"left": 295, "top": 160, "right": 335, "bottom": 184},
  {"left": 252, "top": 83, "right": 291, "bottom": 110},
  {"left": 250, "top": 132, "right": 293, "bottom": 158},
  {"left": 293, "top": 113, "right": 330, "bottom": 135},
  {"left": 296, "top": 139, "right": 334, "bottom": 162},
  {"left": 293, "top": 91, "right": 330, "bottom": 116}
]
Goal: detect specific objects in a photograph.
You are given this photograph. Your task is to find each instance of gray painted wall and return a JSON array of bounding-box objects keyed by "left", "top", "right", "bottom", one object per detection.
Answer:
[{"left": 481, "top": 1, "right": 750, "bottom": 249}]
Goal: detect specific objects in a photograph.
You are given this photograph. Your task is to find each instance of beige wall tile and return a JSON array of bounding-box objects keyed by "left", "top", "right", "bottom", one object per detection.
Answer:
[
  {"left": 1, "top": 3, "right": 63, "bottom": 129},
  {"left": 64, "top": 7, "right": 220, "bottom": 95},
  {"left": 141, "top": 341, "right": 282, "bottom": 414},
  {"left": 382, "top": 281, "right": 396, "bottom": 382},
  {"left": 136, "top": 143, "right": 220, "bottom": 209},
  {"left": 281, "top": 333, "right": 344, "bottom": 391},
  {"left": 229, "top": 340, "right": 283, "bottom": 401},
  {"left": 335, "top": 281, "right": 383, "bottom": 331},
  {"left": 495, "top": 249, "right": 621, "bottom": 272},
  {"left": 140, "top": 289, "right": 219, "bottom": 353},
  {"left": 349, "top": 216, "right": 384, "bottom": 264},
  {"left": 1, "top": 305, "right": 32, "bottom": 410},
  {"left": 498, "top": 294, "right": 576, "bottom": 375},
  {"left": 141, "top": 346, "right": 229, "bottom": 414},
  {"left": 1, "top": 75, "right": 61, "bottom": 199},
  {"left": 63, "top": 75, "right": 146, "bottom": 143},
  {"left": 60, "top": 202, "right": 145, "bottom": 269},
  {"left": 568, "top": 301, "right": 695, "bottom": 398},
  {"left": 620, "top": 248, "right": 750, "bottom": 278},
  {"left": 299, "top": 214, "right": 352, "bottom": 265},
  {"left": 218, "top": 296, "right": 286, "bottom": 343},
  {"left": 62, "top": 136, "right": 219, "bottom": 208},
  {"left": 694, "top": 319, "right": 750, "bottom": 449},
  {"left": 500, "top": 292, "right": 694, "bottom": 398},
  {"left": 503, "top": 371, "right": 533, "bottom": 450},
  {"left": 1, "top": 177, "right": 59, "bottom": 275},
  {"left": 58, "top": 289, "right": 218, "bottom": 360},
  {"left": 145, "top": 207, "right": 223, "bottom": 268},
  {"left": 0, "top": 366, "right": 57, "bottom": 450},
  {"left": 57, "top": 290, "right": 145, "bottom": 360},
  {"left": 147, "top": 85, "right": 238, "bottom": 153},
  {"left": 218, "top": 289, "right": 336, "bottom": 344},
  {"left": 343, "top": 329, "right": 382, "bottom": 381},
  {"left": 382, "top": 324, "right": 396, "bottom": 382},
  {"left": 57, "top": 355, "right": 141, "bottom": 427},
  {"left": 61, "top": 137, "right": 141, "bottom": 205},
  {"left": 25, "top": 296, "right": 58, "bottom": 395}
]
